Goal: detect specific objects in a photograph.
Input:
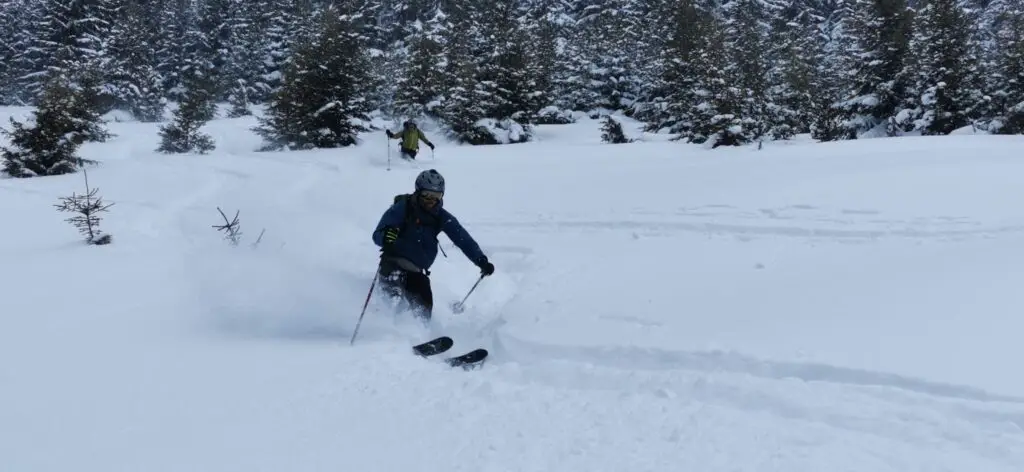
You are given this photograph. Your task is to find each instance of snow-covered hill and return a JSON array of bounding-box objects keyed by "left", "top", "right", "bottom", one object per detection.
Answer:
[{"left": 2, "top": 108, "right": 1023, "bottom": 471}]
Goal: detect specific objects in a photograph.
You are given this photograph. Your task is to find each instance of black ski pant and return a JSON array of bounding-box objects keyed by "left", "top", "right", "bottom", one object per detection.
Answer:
[
  {"left": 400, "top": 147, "right": 418, "bottom": 160},
  {"left": 378, "top": 259, "right": 433, "bottom": 321}
]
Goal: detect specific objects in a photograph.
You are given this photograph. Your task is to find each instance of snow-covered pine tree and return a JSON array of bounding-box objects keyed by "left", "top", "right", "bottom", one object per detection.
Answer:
[
  {"left": 221, "top": 0, "right": 270, "bottom": 116},
  {"left": 520, "top": 2, "right": 565, "bottom": 123},
  {"left": 259, "top": 0, "right": 319, "bottom": 104},
  {"left": 383, "top": 0, "right": 439, "bottom": 39},
  {"left": 564, "top": 0, "right": 644, "bottom": 115},
  {"left": 105, "top": 0, "right": 166, "bottom": 122},
  {"left": 688, "top": 9, "right": 747, "bottom": 147},
  {"left": 357, "top": 0, "right": 403, "bottom": 118},
  {"left": 974, "top": 0, "right": 1010, "bottom": 128},
  {"left": 892, "top": 0, "right": 985, "bottom": 135},
  {"left": 158, "top": 0, "right": 217, "bottom": 105},
  {"left": 518, "top": 0, "right": 574, "bottom": 124},
  {"left": 157, "top": 74, "right": 216, "bottom": 154},
  {"left": 7, "top": 0, "right": 70, "bottom": 105},
  {"left": 810, "top": 8, "right": 851, "bottom": 142},
  {"left": 0, "top": 2, "right": 9, "bottom": 102},
  {"left": 0, "top": 0, "right": 40, "bottom": 105},
  {"left": 2, "top": 76, "right": 96, "bottom": 178},
  {"left": 721, "top": 0, "right": 773, "bottom": 144},
  {"left": 27, "top": 0, "right": 118, "bottom": 106},
  {"left": 0, "top": 6, "right": 10, "bottom": 99},
  {"left": 156, "top": 0, "right": 192, "bottom": 100},
  {"left": 436, "top": 0, "right": 491, "bottom": 144},
  {"left": 986, "top": 0, "right": 1024, "bottom": 133},
  {"left": 24, "top": 54, "right": 115, "bottom": 146},
  {"left": 642, "top": 0, "right": 707, "bottom": 137},
  {"left": 835, "top": 0, "right": 913, "bottom": 137},
  {"left": 475, "top": 0, "right": 546, "bottom": 135},
  {"left": 393, "top": 10, "right": 446, "bottom": 121},
  {"left": 354, "top": 0, "right": 391, "bottom": 49},
  {"left": 193, "top": 0, "right": 268, "bottom": 108},
  {"left": 591, "top": 0, "right": 644, "bottom": 113},
  {"left": 197, "top": 0, "right": 235, "bottom": 101},
  {"left": 628, "top": 0, "right": 676, "bottom": 125},
  {"left": 555, "top": 4, "right": 593, "bottom": 113},
  {"left": 254, "top": 4, "right": 374, "bottom": 150},
  {"left": 766, "top": 1, "right": 823, "bottom": 139}
]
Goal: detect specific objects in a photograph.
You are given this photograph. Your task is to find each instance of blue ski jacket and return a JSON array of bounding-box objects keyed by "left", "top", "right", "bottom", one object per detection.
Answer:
[{"left": 372, "top": 196, "right": 486, "bottom": 271}]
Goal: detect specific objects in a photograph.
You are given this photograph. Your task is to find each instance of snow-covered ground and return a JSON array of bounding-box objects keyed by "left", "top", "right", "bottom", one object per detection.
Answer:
[{"left": 2, "top": 107, "right": 1023, "bottom": 471}]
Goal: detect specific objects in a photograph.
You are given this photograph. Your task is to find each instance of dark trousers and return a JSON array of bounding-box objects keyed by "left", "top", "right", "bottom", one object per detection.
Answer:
[
  {"left": 378, "top": 259, "right": 433, "bottom": 321},
  {"left": 400, "top": 147, "right": 418, "bottom": 160}
]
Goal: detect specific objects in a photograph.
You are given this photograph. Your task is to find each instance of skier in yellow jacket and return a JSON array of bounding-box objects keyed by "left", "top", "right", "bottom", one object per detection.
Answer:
[{"left": 386, "top": 120, "right": 435, "bottom": 160}]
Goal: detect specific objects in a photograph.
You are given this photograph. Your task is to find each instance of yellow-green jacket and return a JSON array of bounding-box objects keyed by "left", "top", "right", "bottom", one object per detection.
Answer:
[{"left": 389, "top": 127, "right": 434, "bottom": 151}]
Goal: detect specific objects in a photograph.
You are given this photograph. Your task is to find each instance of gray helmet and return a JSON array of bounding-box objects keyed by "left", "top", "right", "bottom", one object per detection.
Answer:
[{"left": 415, "top": 169, "right": 445, "bottom": 193}]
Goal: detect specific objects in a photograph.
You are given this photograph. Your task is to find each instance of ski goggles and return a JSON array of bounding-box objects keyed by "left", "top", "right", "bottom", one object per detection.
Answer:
[{"left": 418, "top": 190, "right": 443, "bottom": 202}]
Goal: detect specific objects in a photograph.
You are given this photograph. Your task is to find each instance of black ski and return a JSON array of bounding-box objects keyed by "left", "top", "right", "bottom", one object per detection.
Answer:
[
  {"left": 413, "top": 337, "right": 487, "bottom": 370},
  {"left": 412, "top": 336, "right": 453, "bottom": 357},
  {"left": 446, "top": 348, "right": 488, "bottom": 370}
]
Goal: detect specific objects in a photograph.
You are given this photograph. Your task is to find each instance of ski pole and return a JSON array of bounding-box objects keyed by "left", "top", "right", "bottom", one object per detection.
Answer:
[
  {"left": 350, "top": 271, "right": 379, "bottom": 345},
  {"left": 386, "top": 134, "right": 391, "bottom": 171},
  {"left": 450, "top": 274, "right": 485, "bottom": 314}
]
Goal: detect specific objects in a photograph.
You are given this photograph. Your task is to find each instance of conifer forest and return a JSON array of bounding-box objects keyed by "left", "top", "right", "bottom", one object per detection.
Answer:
[{"left": 1, "top": 0, "right": 1022, "bottom": 149}]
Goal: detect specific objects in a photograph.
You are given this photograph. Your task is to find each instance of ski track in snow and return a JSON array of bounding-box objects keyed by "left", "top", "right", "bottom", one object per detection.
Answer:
[
  {"left": 479, "top": 212, "right": 1024, "bottom": 242},
  {"left": 3, "top": 108, "right": 1024, "bottom": 471}
]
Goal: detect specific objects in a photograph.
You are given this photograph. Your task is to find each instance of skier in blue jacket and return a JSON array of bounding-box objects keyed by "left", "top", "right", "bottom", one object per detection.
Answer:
[{"left": 372, "top": 169, "right": 495, "bottom": 321}]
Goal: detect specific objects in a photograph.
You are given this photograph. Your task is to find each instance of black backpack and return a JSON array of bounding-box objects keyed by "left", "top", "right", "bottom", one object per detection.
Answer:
[{"left": 394, "top": 194, "right": 443, "bottom": 235}]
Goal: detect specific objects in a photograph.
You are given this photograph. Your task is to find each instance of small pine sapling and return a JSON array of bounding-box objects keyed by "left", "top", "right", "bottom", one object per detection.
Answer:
[
  {"left": 600, "top": 115, "right": 633, "bottom": 144},
  {"left": 54, "top": 169, "right": 114, "bottom": 245}
]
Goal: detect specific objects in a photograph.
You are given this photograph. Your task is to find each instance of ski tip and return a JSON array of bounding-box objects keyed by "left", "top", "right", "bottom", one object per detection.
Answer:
[
  {"left": 412, "top": 336, "right": 455, "bottom": 357},
  {"left": 445, "top": 348, "right": 489, "bottom": 369}
]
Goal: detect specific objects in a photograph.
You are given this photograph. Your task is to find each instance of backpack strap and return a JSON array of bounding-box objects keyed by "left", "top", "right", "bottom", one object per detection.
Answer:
[{"left": 396, "top": 194, "right": 415, "bottom": 232}]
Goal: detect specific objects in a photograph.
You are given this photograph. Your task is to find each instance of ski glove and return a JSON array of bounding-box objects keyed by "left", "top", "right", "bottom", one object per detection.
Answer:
[
  {"left": 427, "top": 142, "right": 435, "bottom": 150},
  {"left": 476, "top": 256, "right": 495, "bottom": 276},
  {"left": 382, "top": 227, "right": 400, "bottom": 246}
]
